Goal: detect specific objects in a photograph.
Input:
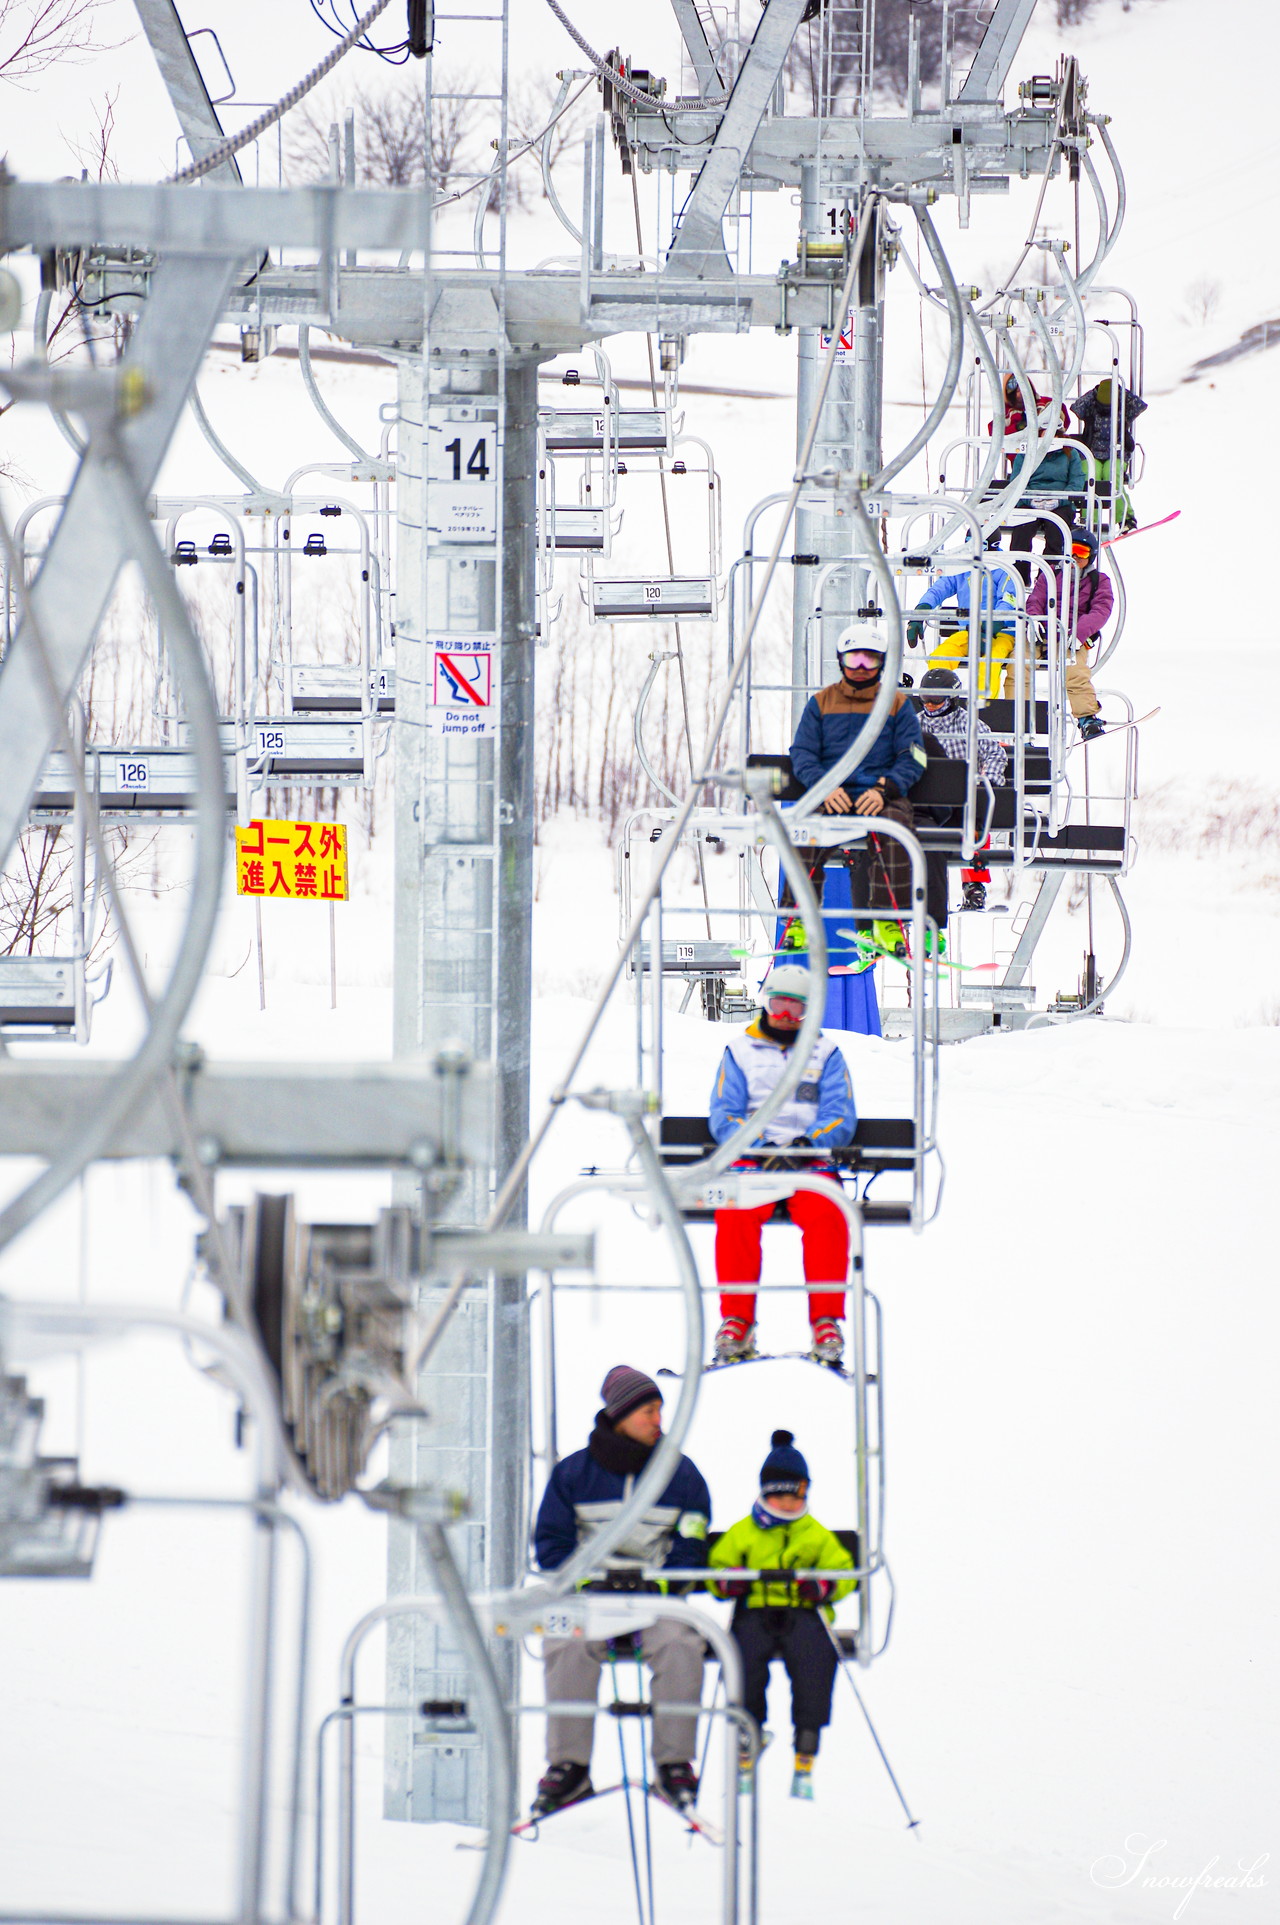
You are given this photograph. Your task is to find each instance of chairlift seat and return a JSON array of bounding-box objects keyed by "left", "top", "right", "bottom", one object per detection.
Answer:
[
  {"left": 658, "top": 1116, "right": 916, "bottom": 1223},
  {"left": 541, "top": 408, "right": 668, "bottom": 452},
  {"left": 290, "top": 665, "right": 395, "bottom": 713},
  {"left": 0, "top": 956, "right": 77, "bottom": 1031},
  {"left": 637, "top": 940, "right": 742, "bottom": 977},
  {"left": 591, "top": 578, "right": 714, "bottom": 619}
]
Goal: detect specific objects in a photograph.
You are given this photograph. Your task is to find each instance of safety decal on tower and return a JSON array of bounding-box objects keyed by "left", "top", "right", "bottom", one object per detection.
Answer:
[
  {"left": 427, "top": 636, "right": 498, "bottom": 737},
  {"left": 818, "top": 309, "right": 856, "bottom": 358}
]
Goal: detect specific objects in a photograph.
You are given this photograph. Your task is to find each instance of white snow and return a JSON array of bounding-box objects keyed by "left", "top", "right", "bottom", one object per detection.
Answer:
[{"left": 1, "top": 1, "right": 1278, "bottom": 1922}]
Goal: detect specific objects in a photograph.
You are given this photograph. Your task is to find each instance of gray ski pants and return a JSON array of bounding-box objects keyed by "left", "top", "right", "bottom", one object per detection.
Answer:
[{"left": 542, "top": 1618, "right": 706, "bottom": 1767}]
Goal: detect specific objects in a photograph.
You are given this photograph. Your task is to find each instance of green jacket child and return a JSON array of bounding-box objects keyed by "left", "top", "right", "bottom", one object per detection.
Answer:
[{"left": 709, "top": 1430, "right": 855, "bottom": 1795}]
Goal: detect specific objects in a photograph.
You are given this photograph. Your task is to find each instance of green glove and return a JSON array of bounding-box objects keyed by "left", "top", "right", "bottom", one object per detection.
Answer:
[{"left": 906, "top": 619, "right": 924, "bottom": 646}]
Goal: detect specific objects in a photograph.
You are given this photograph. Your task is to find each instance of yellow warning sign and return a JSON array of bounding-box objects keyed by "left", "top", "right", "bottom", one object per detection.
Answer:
[{"left": 235, "top": 819, "right": 347, "bottom": 900}]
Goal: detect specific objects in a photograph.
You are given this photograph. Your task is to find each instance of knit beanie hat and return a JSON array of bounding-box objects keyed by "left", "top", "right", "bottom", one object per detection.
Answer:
[
  {"left": 601, "top": 1365, "right": 663, "bottom": 1426},
  {"left": 759, "top": 1429, "right": 809, "bottom": 1495}
]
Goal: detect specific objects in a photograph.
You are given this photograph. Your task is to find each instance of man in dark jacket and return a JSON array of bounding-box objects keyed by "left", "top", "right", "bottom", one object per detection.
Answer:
[
  {"left": 787, "top": 634, "right": 927, "bottom": 957},
  {"left": 532, "top": 1365, "right": 712, "bottom": 1817},
  {"left": 1026, "top": 528, "right": 1114, "bottom": 739}
]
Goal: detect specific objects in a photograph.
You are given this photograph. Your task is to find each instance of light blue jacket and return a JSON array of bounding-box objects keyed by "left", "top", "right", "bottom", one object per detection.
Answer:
[
  {"left": 710, "top": 1023, "right": 856, "bottom": 1151},
  {"left": 916, "top": 566, "right": 1019, "bottom": 622}
]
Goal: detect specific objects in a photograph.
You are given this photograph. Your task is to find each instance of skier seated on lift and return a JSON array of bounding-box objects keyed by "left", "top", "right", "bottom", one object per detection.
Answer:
[
  {"left": 710, "top": 1430, "right": 855, "bottom": 1800},
  {"left": 709, "top": 964, "right": 856, "bottom": 1367},
  {"left": 1025, "top": 527, "right": 1114, "bottom": 742},
  {"left": 786, "top": 624, "right": 928, "bottom": 966},
  {"left": 905, "top": 535, "right": 1021, "bottom": 697},
  {"left": 530, "top": 1365, "right": 712, "bottom": 1819},
  {"left": 917, "top": 666, "right": 1009, "bottom": 915},
  {"left": 1069, "top": 377, "right": 1147, "bottom": 532}
]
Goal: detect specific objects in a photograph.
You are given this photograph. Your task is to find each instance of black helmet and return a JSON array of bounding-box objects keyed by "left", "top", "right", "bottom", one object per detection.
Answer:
[{"left": 918, "top": 666, "right": 963, "bottom": 713}]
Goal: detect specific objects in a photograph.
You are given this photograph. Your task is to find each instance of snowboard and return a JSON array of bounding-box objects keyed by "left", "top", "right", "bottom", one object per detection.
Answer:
[
  {"left": 1072, "top": 705, "right": 1161, "bottom": 748},
  {"left": 1099, "top": 508, "right": 1180, "bottom": 548}
]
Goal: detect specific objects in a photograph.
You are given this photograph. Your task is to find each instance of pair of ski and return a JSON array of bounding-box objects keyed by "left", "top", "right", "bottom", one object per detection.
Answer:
[
  {"left": 512, "top": 1782, "right": 723, "bottom": 1845},
  {"left": 836, "top": 926, "right": 998, "bottom": 978},
  {"left": 659, "top": 1352, "right": 855, "bottom": 1383}
]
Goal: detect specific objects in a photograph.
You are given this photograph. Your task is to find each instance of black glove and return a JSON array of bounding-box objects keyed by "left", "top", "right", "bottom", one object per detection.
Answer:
[
  {"left": 789, "top": 1135, "right": 814, "bottom": 1150},
  {"left": 796, "top": 1578, "right": 833, "bottom": 1605},
  {"left": 906, "top": 619, "right": 924, "bottom": 646},
  {"left": 719, "top": 1578, "right": 750, "bottom": 1600}
]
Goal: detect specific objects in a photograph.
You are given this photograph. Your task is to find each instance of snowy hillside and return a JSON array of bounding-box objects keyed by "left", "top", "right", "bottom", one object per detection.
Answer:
[{"left": 0, "top": 3, "right": 1278, "bottom": 1925}]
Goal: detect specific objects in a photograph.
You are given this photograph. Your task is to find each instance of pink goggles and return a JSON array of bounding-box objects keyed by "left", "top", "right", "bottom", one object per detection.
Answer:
[{"left": 838, "top": 649, "right": 884, "bottom": 670}]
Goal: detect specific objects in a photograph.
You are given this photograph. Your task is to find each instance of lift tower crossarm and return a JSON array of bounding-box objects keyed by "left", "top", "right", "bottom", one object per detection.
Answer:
[
  {"left": 132, "top": 0, "right": 243, "bottom": 186},
  {"left": 956, "top": 0, "right": 1039, "bottom": 102},
  {"left": 669, "top": 0, "right": 723, "bottom": 98},
  {"left": 665, "top": 0, "right": 810, "bottom": 278}
]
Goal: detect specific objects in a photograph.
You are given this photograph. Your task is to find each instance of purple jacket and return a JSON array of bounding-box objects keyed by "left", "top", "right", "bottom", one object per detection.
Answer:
[{"left": 1026, "top": 563, "right": 1114, "bottom": 644}]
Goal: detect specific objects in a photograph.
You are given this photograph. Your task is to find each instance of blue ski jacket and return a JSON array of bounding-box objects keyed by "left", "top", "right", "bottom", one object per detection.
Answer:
[
  {"left": 709, "top": 1022, "right": 856, "bottom": 1150},
  {"left": 789, "top": 686, "right": 925, "bottom": 799},
  {"left": 915, "top": 566, "right": 1019, "bottom": 624},
  {"left": 534, "top": 1419, "right": 712, "bottom": 1580}
]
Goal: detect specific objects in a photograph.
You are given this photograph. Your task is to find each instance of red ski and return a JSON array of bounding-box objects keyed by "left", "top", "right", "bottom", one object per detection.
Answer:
[{"left": 1100, "top": 509, "right": 1180, "bottom": 549}]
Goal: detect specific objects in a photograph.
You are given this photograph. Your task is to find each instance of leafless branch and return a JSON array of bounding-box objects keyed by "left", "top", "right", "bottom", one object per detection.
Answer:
[{"left": 0, "top": 0, "right": 123, "bottom": 88}]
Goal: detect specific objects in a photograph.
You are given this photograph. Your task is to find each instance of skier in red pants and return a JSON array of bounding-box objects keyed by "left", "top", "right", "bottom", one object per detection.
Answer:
[{"left": 708, "top": 965, "right": 856, "bottom": 1366}]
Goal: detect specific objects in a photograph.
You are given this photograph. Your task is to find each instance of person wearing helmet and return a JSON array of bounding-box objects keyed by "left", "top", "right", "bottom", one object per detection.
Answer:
[
  {"left": 1025, "top": 528, "right": 1113, "bottom": 740},
  {"left": 905, "top": 540, "right": 1021, "bottom": 698},
  {"left": 708, "top": 963, "right": 856, "bottom": 1365},
  {"left": 787, "top": 628, "right": 926, "bottom": 961},
  {"left": 917, "top": 667, "right": 1008, "bottom": 913},
  {"left": 1069, "top": 377, "right": 1146, "bottom": 532}
]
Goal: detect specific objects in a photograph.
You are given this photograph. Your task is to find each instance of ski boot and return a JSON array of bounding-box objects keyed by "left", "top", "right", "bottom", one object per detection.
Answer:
[
  {"left": 1078, "top": 712, "right": 1106, "bottom": 742},
  {"left": 791, "top": 1729, "right": 819, "bottom": 1801},
  {"left": 872, "top": 919, "right": 906, "bottom": 958},
  {"left": 961, "top": 879, "right": 987, "bottom": 911},
  {"left": 531, "top": 1761, "right": 593, "bottom": 1817},
  {"left": 923, "top": 927, "right": 946, "bottom": 960},
  {"left": 737, "top": 1729, "right": 772, "bottom": 1795},
  {"left": 656, "top": 1762, "right": 698, "bottom": 1813},
  {"left": 780, "top": 919, "right": 808, "bottom": 953},
  {"left": 714, "top": 1317, "right": 757, "bottom": 1363},
  {"left": 810, "top": 1318, "right": 844, "bottom": 1366}
]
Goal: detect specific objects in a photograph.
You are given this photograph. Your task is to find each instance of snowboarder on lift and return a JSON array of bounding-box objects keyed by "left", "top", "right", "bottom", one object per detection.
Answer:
[
  {"left": 1025, "top": 527, "right": 1114, "bottom": 741},
  {"left": 917, "top": 666, "right": 1009, "bottom": 913},
  {"left": 530, "top": 1366, "right": 711, "bottom": 1819},
  {"left": 710, "top": 1430, "right": 855, "bottom": 1798},
  {"left": 709, "top": 964, "right": 856, "bottom": 1366}
]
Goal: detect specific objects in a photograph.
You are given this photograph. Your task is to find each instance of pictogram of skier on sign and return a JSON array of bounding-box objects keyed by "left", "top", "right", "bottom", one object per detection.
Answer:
[{"left": 433, "top": 649, "right": 492, "bottom": 708}]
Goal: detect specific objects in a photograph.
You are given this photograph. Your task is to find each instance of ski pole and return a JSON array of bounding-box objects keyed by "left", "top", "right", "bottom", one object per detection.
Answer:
[
  {"left": 636, "top": 1655, "right": 656, "bottom": 1925},
  {"left": 823, "top": 1621, "right": 921, "bottom": 1834},
  {"left": 609, "top": 1653, "right": 651, "bottom": 1925}
]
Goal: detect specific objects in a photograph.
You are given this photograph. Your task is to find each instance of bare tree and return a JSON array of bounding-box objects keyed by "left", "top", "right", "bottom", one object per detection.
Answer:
[
  {"left": 285, "top": 73, "right": 485, "bottom": 197},
  {"left": 1182, "top": 275, "right": 1223, "bottom": 329},
  {"left": 63, "top": 84, "right": 120, "bottom": 182},
  {"left": 0, "top": 0, "right": 120, "bottom": 86}
]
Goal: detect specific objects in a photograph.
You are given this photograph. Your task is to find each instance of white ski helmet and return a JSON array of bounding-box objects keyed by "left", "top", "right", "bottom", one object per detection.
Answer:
[
  {"left": 759, "top": 963, "right": 813, "bottom": 1007},
  {"left": 836, "top": 615, "right": 888, "bottom": 662}
]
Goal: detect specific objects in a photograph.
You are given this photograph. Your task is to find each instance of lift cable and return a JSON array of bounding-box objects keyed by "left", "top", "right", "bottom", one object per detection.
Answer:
[
  {"left": 540, "top": 0, "right": 728, "bottom": 113},
  {"left": 627, "top": 161, "right": 713, "bottom": 937}
]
